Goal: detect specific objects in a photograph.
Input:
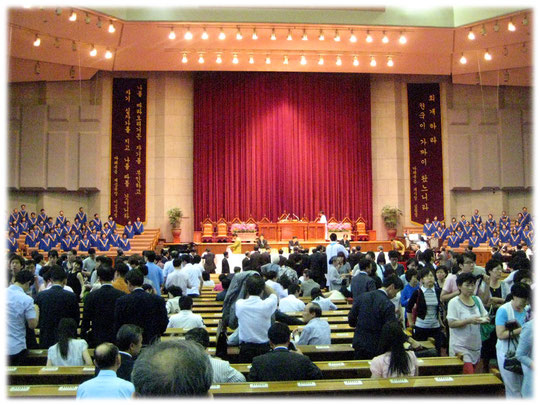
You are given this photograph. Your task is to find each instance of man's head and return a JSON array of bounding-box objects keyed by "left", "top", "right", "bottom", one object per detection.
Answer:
[
  {"left": 460, "top": 251, "right": 476, "bottom": 273},
  {"left": 125, "top": 269, "right": 144, "bottom": 290},
  {"left": 179, "top": 296, "right": 194, "bottom": 311},
  {"left": 131, "top": 340, "right": 212, "bottom": 397},
  {"left": 184, "top": 327, "right": 210, "bottom": 349},
  {"left": 116, "top": 324, "right": 143, "bottom": 357},
  {"left": 267, "top": 322, "right": 291, "bottom": 347},
  {"left": 50, "top": 265, "right": 67, "bottom": 284},
  {"left": 245, "top": 275, "right": 265, "bottom": 296},
  {"left": 302, "top": 302, "right": 322, "bottom": 323},
  {"left": 358, "top": 258, "right": 373, "bottom": 274},
  {"left": 388, "top": 250, "right": 400, "bottom": 265},
  {"left": 94, "top": 343, "right": 121, "bottom": 371},
  {"left": 329, "top": 233, "right": 337, "bottom": 242},
  {"left": 287, "top": 283, "right": 300, "bottom": 297},
  {"left": 14, "top": 269, "right": 35, "bottom": 291},
  {"left": 97, "top": 265, "right": 115, "bottom": 283},
  {"left": 382, "top": 275, "right": 404, "bottom": 299}
]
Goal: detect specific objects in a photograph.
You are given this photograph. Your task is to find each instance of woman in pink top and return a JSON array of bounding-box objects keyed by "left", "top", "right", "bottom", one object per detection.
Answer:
[{"left": 370, "top": 321, "right": 419, "bottom": 378}]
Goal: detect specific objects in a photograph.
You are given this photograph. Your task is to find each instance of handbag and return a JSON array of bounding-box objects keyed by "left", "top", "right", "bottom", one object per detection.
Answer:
[
  {"left": 503, "top": 330, "right": 523, "bottom": 375},
  {"left": 471, "top": 296, "right": 493, "bottom": 342}
]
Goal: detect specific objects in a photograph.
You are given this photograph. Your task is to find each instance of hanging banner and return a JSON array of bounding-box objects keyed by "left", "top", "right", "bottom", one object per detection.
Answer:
[
  {"left": 407, "top": 83, "right": 444, "bottom": 225},
  {"left": 110, "top": 78, "right": 147, "bottom": 226}
]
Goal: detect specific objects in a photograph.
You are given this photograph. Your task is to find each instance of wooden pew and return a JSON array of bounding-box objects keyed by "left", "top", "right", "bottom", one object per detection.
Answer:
[
  {"left": 7, "top": 374, "right": 505, "bottom": 397},
  {"left": 8, "top": 366, "right": 95, "bottom": 385}
]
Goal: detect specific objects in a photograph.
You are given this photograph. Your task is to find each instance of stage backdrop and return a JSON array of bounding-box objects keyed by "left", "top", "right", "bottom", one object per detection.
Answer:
[{"left": 193, "top": 72, "right": 372, "bottom": 231}]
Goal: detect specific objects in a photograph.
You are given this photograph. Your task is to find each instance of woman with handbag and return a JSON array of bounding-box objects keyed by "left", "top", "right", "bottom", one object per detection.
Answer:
[{"left": 495, "top": 282, "right": 531, "bottom": 398}]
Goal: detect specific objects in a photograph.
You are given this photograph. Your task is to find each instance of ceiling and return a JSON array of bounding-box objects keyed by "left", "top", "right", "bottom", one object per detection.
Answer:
[{"left": 7, "top": 5, "right": 533, "bottom": 86}]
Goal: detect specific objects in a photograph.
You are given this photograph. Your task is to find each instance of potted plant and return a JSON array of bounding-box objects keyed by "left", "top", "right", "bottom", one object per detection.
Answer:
[
  {"left": 167, "top": 207, "right": 183, "bottom": 243},
  {"left": 381, "top": 205, "right": 402, "bottom": 240}
]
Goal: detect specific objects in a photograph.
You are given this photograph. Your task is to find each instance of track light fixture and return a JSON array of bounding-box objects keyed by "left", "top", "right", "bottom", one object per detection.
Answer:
[
  {"left": 108, "top": 21, "right": 115, "bottom": 33},
  {"left": 69, "top": 10, "right": 77, "bottom": 21},
  {"left": 201, "top": 28, "right": 209, "bottom": 40},
  {"left": 169, "top": 28, "right": 176, "bottom": 40},
  {"left": 184, "top": 28, "right": 193, "bottom": 40}
]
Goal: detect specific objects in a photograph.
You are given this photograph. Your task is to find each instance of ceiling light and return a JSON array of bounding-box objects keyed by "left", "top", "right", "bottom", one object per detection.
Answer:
[
  {"left": 108, "top": 21, "right": 115, "bottom": 33},
  {"left": 353, "top": 56, "right": 359, "bottom": 66},
  {"left": 33, "top": 34, "right": 41, "bottom": 47},
  {"left": 493, "top": 21, "right": 500, "bottom": 32},
  {"left": 216, "top": 54, "right": 222, "bottom": 64},
  {"left": 265, "top": 55, "right": 271, "bottom": 64},
  {"left": 459, "top": 53, "right": 467, "bottom": 64},
  {"left": 252, "top": 29, "right": 258, "bottom": 40},
  {"left": 236, "top": 28, "right": 243, "bottom": 40},
  {"left": 318, "top": 55, "right": 324, "bottom": 65},
  {"left": 71, "top": 41, "right": 77, "bottom": 51},
  {"left": 387, "top": 56, "right": 394, "bottom": 67},
  {"left": 181, "top": 53, "right": 188, "bottom": 63},
  {"left": 302, "top": 29, "right": 308, "bottom": 41},
  {"left": 370, "top": 56, "right": 376, "bottom": 67},
  {"left": 349, "top": 30, "right": 357, "bottom": 43},
  {"left": 218, "top": 28, "right": 226, "bottom": 40},
  {"left": 85, "top": 13, "right": 91, "bottom": 24},
  {"left": 90, "top": 44, "right": 97, "bottom": 57},
  {"left": 480, "top": 25, "right": 486, "bottom": 36},
  {"left": 69, "top": 10, "right": 77, "bottom": 22},
  {"left": 484, "top": 49, "right": 492, "bottom": 61},
  {"left": 96, "top": 18, "right": 102, "bottom": 29},
  {"left": 34, "top": 61, "right": 40, "bottom": 75},
  {"left": 382, "top": 32, "right": 389, "bottom": 43},
  {"left": 271, "top": 28, "right": 276, "bottom": 40},
  {"left": 508, "top": 19, "right": 516, "bottom": 31},
  {"left": 283, "top": 55, "right": 289, "bottom": 65},
  {"left": 336, "top": 55, "right": 342, "bottom": 66},
  {"left": 198, "top": 54, "right": 205, "bottom": 64},
  {"left": 105, "top": 49, "right": 113, "bottom": 59},
  {"left": 366, "top": 31, "right": 373, "bottom": 43},
  {"left": 287, "top": 29, "right": 293, "bottom": 41},
  {"left": 300, "top": 55, "right": 307, "bottom": 65},
  {"left": 399, "top": 32, "right": 407, "bottom": 44},
  {"left": 319, "top": 30, "right": 325, "bottom": 41},
  {"left": 334, "top": 30, "right": 341, "bottom": 42},
  {"left": 184, "top": 28, "right": 193, "bottom": 40},
  {"left": 202, "top": 28, "right": 209, "bottom": 40},
  {"left": 169, "top": 28, "right": 176, "bottom": 40},
  {"left": 468, "top": 28, "right": 475, "bottom": 40},
  {"left": 249, "top": 55, "right": 254, "bottom": 64},
  {"left": 232, "top": 54, "right": 239, "bottom": 64},
  {"left": 522, "top": 14, "right": 528, "bottom": 26}
]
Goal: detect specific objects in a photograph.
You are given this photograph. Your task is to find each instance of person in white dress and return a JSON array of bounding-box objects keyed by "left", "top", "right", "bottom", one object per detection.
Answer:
[
  {"left": 319, "top": 210, "right": 328, "bottom": 241},
  {"left": 47, "top": 318, "right": 92, "bottom": 366}
]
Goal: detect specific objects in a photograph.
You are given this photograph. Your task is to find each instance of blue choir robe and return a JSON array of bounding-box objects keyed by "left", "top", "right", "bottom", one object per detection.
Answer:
[
  {"left": 102, "top": 228, "right": 112, "bottom": 239},
  {"left": 489, "top": 237, "right": 501, "bottom": 247},
  {"left": 459, "top": 220, "right": 468, "bottom": 230},
  {"left": 73, "top": 223, "right": 82, "bottom": 236},
  {"left": 471, "top": 215, "right": 482, "bottom": 224},
  {"left": 448, "top": 235, "right": 461, "bottom": 248},
  {"left": 509, "top": 233, "right": 521, "bottom": 247},
  {"left": 450, "top": 222, "right": 459, "bottom": 232},
  {"left": 119, "top": 238, "right": 131, "bottom": 251},
  {"left": 525, "top": 233, "right": 534, "bottom": 247},
  {"left": 485, "top": 219, "right": 496, "bottom": 229},
  {"left": 486, "top": 225, "right": 496, "bottom": 238},
  {"left": 38, "top": 213, "right": 48, "bottom": 223},
  {"left": 63, "top": 224, "right": 72, "bottom": 236},
  {"left": 39, "top": 237, "right": 52, "bottom": 252},
  {"left": 423, "top": 223, "right": 434, "bottom": 236},
  {"left": 25, "top": 233, "right": 37, "bottom": 248},
  {"left": 92, "top": 219, "right": 102, "bottom": 231},
  {"left": 124, "top": 225, "right": 135, "bottom": 239},
  {"left": 521, "top": 212, "right": 531, "bottom": 226},
  {"left": 107, "top": 220, "right": 117, "bottom": 232},
  {"left": 56, "top": 215, "right": 67, "bottom": 226},
  {"left": 513, "top": 225, "right": 523, "bottom": 237},
  {"left": 8, "top": 237, "right": 18, "bottom": 253},
  {"left": 440, "top": 228, "right": 449, "bottom": 240},
  {"left": 89, "top": 234, "right": 99, "bottom": 247},
  {"left": 29, "top": 217, "right": 38, "bottom": 227},
  {"left": 97, "top": 237, "right": 110, "bottom": 251},
  {"left": 9, "top": 224, "right": 19, "bottom": 238},
  {"left": 519, "top": 216, "right": 528, "bottom": 228},
  {"left": 109, "top": 233, "right": 120, "bottom": 247},
  {"left": 61, "top": 237, "right": 72, "bottom": 251},
  {"left": 9, "top": 212, "right": 20, "bottom": 224},
  {"left": 477, "top": 229, "right": 487, "bottom": 243},
  {"left": 463, "top": 226, "right": 473, "bottom": 240},
  {"left": 19, "top": 222, "right": 28, "bottom": 234},
  {"left": 48, "top": 232, "right": 57, "bottom": 247},
  {"left": 20, "top": 210, "right": 28, "bottom": 220},
  {"left": 36, "top": 225, "right": 46, "bottom": 238},
  {"left": 70, "top": 235, "right": 80, "bottom": 249},
  {"left": 432, "top": 220, "right": 441, "bottom": 230},
  {"left": 76, "top": 212, "right": 87, "bottom": 224},
  {"left": 455, "top": 231, "right": 464, "bottom": 243},
  {"left": 78, "top": 239, "right": 91, "bottom": 252},
  {"left": 134, "top": 221, "right": 144, "bottom": 235},
  {"left": 468, "top": 236, "right": 480, "bottom": 248},
  {"left": 499, "top": 217, "right": 511, "bottom": 229},
  {"left": 45, "top": 222, "right": 55, "bottom": 232},
  {"left": 54, "top": 227, "right": 64, "bottom": 240},
  {"left": 499, "top": 229, "right": 510, "bottom": 243}
]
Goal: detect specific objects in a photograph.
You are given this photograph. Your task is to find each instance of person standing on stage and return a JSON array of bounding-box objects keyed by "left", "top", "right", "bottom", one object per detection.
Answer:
[{"left": 319, "top": 210, "right": 328, "bottom": 241}]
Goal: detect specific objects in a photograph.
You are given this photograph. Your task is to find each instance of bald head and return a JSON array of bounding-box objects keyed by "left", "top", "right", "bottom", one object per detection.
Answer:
[{"left": 94, "top": 343, "right": 121, "bottom": 371}]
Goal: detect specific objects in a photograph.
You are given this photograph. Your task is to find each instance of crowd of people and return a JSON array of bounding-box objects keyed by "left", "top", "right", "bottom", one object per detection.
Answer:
[
  {"left": 7, "top": 204, "right": 145, "bottom": 254},
  {"left": 5, "top": 207, "right": 534, "bottom": 398}
]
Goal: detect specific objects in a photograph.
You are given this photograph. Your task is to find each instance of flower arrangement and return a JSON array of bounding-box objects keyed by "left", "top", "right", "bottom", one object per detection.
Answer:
[
  {"left": 327, "top": 222, "right": 352, "bottom": 232},
  {"left": 231, "top": 223, "right": 257, "bottom": 233}
]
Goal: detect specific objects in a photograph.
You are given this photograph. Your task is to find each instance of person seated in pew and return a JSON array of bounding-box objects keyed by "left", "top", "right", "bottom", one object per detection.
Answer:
[
  {"left": 370, "top": 320, "right": 419, "bottom": 378},
  {"left": 185, "top": 327, "right": 246, "bottom": 384},
  {"left": 300, "top": 269, "right": 320, "bottom": 298},
  {"left": 167, "top": 296, "right": 205, "bottom": 331},
  {"left": 292, "top": 302, "right": 331, "bottom": 346},
  {"left": 248, "top": 322, "right": 323, "bottom": 382},
  {"left": 310, "top": 287, "right": 338, "bottom": 311},
  {"left": 76, "top": 343, "right": 135, "bottom": 399},
  {"left": 202, "top": 271, "right": 215, "bottom": 288},
  {"left": 279, "top": 284, "right": 306, "bottom": 313},
  {"left": 264, "top": 270, "right": 287, "bottom": 299},
  {"left": 47, "top": 317, "right": 92, "bottom": 366},
  {"left": 166, "top": 285, "right": 183, "bottom": 314}
]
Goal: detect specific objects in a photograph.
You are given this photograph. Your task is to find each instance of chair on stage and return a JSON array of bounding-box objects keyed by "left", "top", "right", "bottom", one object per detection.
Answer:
[
  {"left": 245, "top": 215, "right": 257, "bottom": 225},
  {"left": 300, "top": 213, "right": 309, "bottom": 222},
  {"left": 215, "top": 218, "right": 230, "bottom": 242},
  {"left": 341, "top": 216, "right": 354, "bottom": 238},
  {"left": 277, "top": 211, "right": 289, "bottom": 222},
  {"left": 201, "top": 217, "right": 215, "bottom": 243},
  {"left": 354, "top": 216, "right": 369, "bottom": 241},
  {"left": 327, "top": 216, "right": 339, "bottom": 233}
]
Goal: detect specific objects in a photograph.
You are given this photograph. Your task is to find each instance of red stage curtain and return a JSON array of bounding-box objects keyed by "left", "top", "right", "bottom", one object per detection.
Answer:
[{"left": 193, "top": 72, "right": 372, "bottom": 231}]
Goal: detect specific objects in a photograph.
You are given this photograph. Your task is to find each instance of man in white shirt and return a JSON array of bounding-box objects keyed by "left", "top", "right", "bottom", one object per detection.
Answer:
[
  {"left": 162, "top": 250, "right": 179, "bottom": 285},
  {"left": 264, "top": 270, "right": 287, "bottom": 299},
  {"left": 184, "top": 255, "right": 203, "bottom": 297},
  {"left": 326, "top": 233, "right": 349, "bottom": 287},
  {"left": 235, "top": 275, "right": 278, "bottom": 363},
  {"left": 165, "top": 258, "right": 191, "bottom": 295},
  {"left": 279, "top": 284, "right": 306, "bottom": 313},
  {"left": 167, "top": 296, "right": 205, "bottom": 330}
]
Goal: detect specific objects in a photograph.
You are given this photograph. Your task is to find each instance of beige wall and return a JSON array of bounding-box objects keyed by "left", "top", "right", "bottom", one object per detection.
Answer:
[{"left": 8, "top": 73, "right": 532, "bottom": 241}]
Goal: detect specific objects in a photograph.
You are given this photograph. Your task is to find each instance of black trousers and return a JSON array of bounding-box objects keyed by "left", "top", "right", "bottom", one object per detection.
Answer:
[
  {"left": 239, "top": 342, "right": 271, "bottom": 363},
  {"left": 412, "top": 325, "right": 445, "bottom": 356},
  {"left": 9, "top": 349, "right": 28, "bottom": 366}
]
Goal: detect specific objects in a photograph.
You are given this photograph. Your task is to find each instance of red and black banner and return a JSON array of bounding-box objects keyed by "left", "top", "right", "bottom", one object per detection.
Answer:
[
  {"left": 407, "top": 83, "right": 444, "bottom": 225},
  {"left": 111, "top": 78, "right": 147, "bottom": 225}
]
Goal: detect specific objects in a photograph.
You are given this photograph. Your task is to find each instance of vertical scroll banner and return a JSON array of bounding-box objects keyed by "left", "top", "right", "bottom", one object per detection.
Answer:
[
  {"left": 407, "top": 83, "right": 443, "bottom": 225},
  {"left": 111, "top": 78, "right": 147, "bottom": 226}
]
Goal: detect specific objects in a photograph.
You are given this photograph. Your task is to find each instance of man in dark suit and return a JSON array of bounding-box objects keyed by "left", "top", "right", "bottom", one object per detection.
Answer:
[
  {"left": 81, "top": 265, "right": 126, "bottom": 347},
  {"left": 348, "top": 275, "right": 404, "bottom": 360},
  {"left": 35, "top": 265, "right": 80, "bottom": 348},
  {"left": 221, "top": 251, "right": 230, "bottom": 274},
  {"left": 242, "top": 252, "right": 251, "bottom": 271},
  {"left": 277, "top": 249, "right": 287, "bottom": 267},
  {"left": 114, "top": 269, "right": 168, "bottom": 345},
  {"left": 309, "top": 246, "right": 327, "bottom": 288},
  {"left": 350, "top": 258, "right": 377, "bottom": 301},
  {"left": 248, "top": 322, "right": 322, "bottom": 382},
  {"left": 249, "top": 246, "right": 262, "bottom": 272}
]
